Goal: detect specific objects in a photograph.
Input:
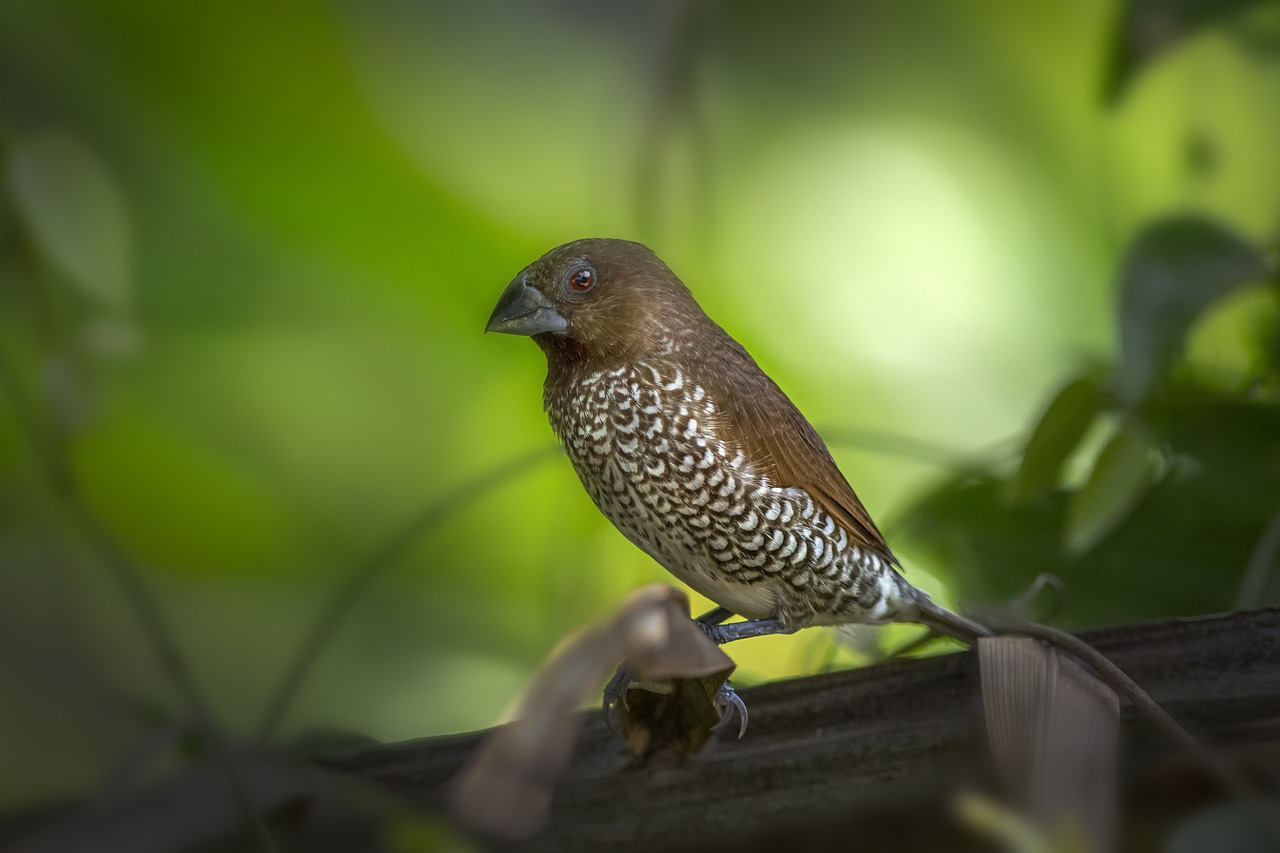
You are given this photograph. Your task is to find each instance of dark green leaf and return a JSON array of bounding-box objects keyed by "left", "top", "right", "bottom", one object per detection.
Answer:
[
  {"left": 901, "top": 389, "right": 1280, "bottom": 628},
  {"left": 1116, "top": 216, "right": 1269, "bottom": 404},
  {"left": 5, "top": 129, "right": 132, "bottom": 309},
  {"left": 1065, "top": 423, "right": 1157, "bottom": 556},
  {"left": 1011, "top": 375, "right": 1102, "bottom": 502},
  {"left": 1103, "top": 0, "right": 1269, "bottom": 105},
  {"left": 1230, "top": 3, "right": 1280, "bottom": 59},
  {"left": 1143, "top": 393, "right": 1280, "bottom": 516}
]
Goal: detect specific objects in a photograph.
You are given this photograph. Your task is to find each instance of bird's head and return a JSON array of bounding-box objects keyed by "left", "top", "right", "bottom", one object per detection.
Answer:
[{"left": 486, "top": 238, "right": 706, "bottom": 365}]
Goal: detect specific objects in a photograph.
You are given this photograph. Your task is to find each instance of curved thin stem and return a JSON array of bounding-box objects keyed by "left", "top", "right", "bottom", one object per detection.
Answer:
[
  {"left": 821, "top": 425, "right": 1018, "bottom": 470},
  {"left": 257, "top": 445, "right": 561, "bottom": 741},
  {"left": 633, "top": 0, "right": 716, "bottom": 245}
]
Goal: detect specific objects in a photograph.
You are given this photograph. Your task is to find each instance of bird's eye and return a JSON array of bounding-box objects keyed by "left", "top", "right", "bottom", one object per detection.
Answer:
[{"left": 569, "top": 268, "right": 595, "bottom": 292}]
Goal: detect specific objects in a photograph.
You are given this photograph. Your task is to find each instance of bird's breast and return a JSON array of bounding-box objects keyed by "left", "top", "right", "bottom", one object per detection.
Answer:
[{"left": 545, "top": 361, "right": 900, "bottom": 623}]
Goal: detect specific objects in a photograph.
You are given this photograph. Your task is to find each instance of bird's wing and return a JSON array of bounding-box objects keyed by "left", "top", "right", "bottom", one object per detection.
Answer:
[{"left": 703, "top": 344, "right": 898, "bottom": 563}]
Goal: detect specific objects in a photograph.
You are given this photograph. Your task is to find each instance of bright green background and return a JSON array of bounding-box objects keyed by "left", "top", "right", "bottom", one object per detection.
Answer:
[{"left": 1, "top": 0, "right": 1278, "bottom": 818}]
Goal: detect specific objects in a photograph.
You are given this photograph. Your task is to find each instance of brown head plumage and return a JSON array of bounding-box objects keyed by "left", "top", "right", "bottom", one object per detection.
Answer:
[{"left": 487, "top": 238, "right": 709, "bottom": 367}]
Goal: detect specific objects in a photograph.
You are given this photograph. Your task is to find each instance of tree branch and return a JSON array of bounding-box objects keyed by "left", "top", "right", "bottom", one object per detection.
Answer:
[{"left": 326, "top": 609, "right": 1280, "bottom": 852}]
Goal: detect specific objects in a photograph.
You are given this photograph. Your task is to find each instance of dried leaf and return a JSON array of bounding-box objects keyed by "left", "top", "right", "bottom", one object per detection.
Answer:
[
  {"left": 979, "top": 637, "right": 1119, "bottom": 853},
  {"left": 450, "top": 584, "right": 734, "bottom": 841},
  {"left": 980, "top": 637, "right": 1050, "bottom": 794}
]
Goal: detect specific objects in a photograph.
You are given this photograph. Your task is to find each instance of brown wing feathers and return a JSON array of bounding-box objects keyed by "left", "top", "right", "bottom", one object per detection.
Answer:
[{"left": 704, "top": 347, "right": 898, "bottom": 564}]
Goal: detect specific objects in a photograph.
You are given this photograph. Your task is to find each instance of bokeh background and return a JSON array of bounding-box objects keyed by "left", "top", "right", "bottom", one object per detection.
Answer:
[{"left": 1, "top": 0, "right": 1278, "bottom": 830}]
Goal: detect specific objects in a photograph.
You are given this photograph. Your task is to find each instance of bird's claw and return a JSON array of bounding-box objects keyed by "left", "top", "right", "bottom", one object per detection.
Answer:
[
  {"left": 602, "top": 666, "right": 636, "bottom": 734},
  {"left": 714, "top": 681, "right": 749, "bottom": 738}
]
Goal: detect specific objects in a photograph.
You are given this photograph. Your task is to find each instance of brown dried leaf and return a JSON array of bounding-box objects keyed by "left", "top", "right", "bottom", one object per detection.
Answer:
[
  {"left": 979, "top": 637, "right": 1120, "bottom": 853},
  {"left": 450, "top": 584, "right": 734, "bottom": 841}
]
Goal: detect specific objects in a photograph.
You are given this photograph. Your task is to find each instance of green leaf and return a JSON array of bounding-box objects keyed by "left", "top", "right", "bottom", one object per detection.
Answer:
[
  {"left": 5, "top": 129, "right": 132, "bottom": 309},
  {"left": 1064, "top": 423, "right": 1158, "bottom": 556},
  {"left": 1103, "top": 0, "right": 1270, "bottom": 105},
  {"left": 1011, "top": 375, "right": 1102, "bottom": 502},
  {"left": 900, "top": 391, "right": 1279, "bottom": 628},
  {"left": 1116, "top": 216, "right": 1269, "bottom": 405}
]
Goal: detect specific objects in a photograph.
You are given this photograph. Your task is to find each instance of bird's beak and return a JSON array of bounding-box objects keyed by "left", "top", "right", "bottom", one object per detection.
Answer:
[{"left": 485, "top": 276, "right": 568, "bottom": 336}]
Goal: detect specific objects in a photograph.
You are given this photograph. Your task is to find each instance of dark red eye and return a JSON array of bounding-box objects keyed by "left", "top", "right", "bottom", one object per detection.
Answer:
[{"left": 569, "top": 268, "right": 595, "bottom": 292}]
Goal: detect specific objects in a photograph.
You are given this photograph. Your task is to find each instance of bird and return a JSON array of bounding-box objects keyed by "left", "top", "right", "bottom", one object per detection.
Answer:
[{"left": 486, "top": 238, "right": 989, "bottom": 723}]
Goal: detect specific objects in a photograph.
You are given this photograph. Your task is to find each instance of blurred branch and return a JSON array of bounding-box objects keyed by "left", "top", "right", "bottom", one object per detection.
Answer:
[
  {"left": 821, "top": 425, "right": 1016, "bottom": 470},
  {"left": 634, "top": 0, "right": 717, "bottom": 245},
  {"left": 257, "top": 445, "right": 562, "bottom": 741},
  {"left": 6, "top": 746, "right": 373, "bottom": 853},
  {"left": 327, "top": 609, "right": 1280, "bottom": 852},
  {"left": 0, "top": 348, "right": 280, "bottom": 853}
]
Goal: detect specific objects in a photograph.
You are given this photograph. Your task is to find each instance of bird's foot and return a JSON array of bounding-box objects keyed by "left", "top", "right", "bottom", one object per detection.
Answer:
[
  {"left": 602, "top": 665, "right": 637, "bottom": 734},
  {"left": 714, "top": 681, "right": 749, "bottom": 738},
  {"left": 603, "top": 664, "right": 748, "bottom": 738}
]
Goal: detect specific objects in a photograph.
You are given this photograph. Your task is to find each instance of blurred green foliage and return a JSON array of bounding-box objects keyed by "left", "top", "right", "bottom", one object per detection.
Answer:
[{"left": 0, "top": 0, "right": 1277, "bottom": 835}]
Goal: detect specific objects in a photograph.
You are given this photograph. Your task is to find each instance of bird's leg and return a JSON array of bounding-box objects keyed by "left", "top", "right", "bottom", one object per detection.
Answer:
[
  {"left": 695, "top": 605, "right": 734, "bottom": 626},
  {"left": 602, "top": 605, "right": 740, "bottom": 733},
  {"left": 690, "top": 615, "right": 796, "bottom": 738},
  {"left": 696, "top": 605, "right": 750, "bottom": 735},
  {"left": 700, "top": 617, "right": 797, "bottom": 646}
]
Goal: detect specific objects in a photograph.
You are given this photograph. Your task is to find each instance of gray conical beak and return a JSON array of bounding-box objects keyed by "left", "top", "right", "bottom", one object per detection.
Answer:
[{"left": 485, "top": 276, "right": 568, "bottom": 336}]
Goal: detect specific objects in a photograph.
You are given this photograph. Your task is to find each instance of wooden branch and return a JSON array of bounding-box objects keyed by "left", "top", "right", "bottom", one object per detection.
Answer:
[{"left": 325, "top": 610, "right": 1280, "bottom": 852}]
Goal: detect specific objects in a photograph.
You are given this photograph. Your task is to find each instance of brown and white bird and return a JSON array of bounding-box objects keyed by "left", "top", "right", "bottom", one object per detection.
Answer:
[{"left": 486, "top": 238, "right": 986, "bottom": 694}]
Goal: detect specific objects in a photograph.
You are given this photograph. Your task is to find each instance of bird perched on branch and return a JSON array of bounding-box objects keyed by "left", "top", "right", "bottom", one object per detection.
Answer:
[{"left": 487, "top": 238, "right": 989, "bottom": 721}]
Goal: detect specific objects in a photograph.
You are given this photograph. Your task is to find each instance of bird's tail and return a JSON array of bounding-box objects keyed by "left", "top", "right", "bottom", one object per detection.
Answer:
[{"left": 907, "top": 588, "right": 994, "bottom": 644}]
